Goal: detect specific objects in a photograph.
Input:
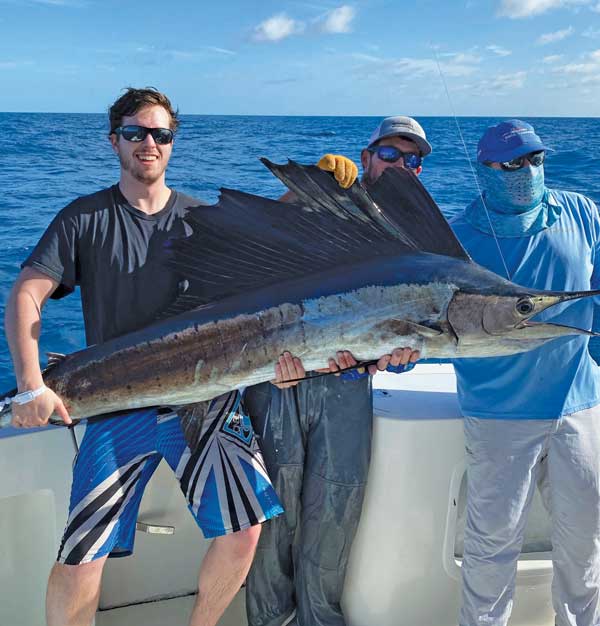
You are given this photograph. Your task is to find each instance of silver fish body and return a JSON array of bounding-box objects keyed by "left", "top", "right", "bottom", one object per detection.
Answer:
[{"left": 1, "top": 254, "right": 594, "bottom": 427}]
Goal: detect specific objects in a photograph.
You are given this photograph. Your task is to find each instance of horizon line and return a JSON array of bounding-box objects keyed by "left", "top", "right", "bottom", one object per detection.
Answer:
[{"left": 1, "top": 111, "right": 600, "bottom": 119}]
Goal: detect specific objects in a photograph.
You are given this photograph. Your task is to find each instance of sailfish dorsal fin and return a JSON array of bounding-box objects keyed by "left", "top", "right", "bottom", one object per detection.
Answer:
[
  {"left": 263, "top": 159, "right": 470, "bottom": 261},
  {"left": 160, "top": 160, "right": 471, "bottom": 318}
]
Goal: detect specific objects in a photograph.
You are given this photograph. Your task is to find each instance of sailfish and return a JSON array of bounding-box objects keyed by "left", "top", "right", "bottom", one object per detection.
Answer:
[{"left": 1, "top": 160, "right": 597, "bottom": 429}]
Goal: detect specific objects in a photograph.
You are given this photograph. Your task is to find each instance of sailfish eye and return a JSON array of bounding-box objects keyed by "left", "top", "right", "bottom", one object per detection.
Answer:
[{"left": 516, "top": 298, "right": 534, "bottom": 316}]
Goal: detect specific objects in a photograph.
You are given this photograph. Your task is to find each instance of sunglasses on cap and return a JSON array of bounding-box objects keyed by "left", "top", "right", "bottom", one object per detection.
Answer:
[
  {"left": 487, "top": 150, "right": 546, "bottom": 172},
  {"left": 113, "top": 125, "right": 174, "bottom": 145},
  {"left": 367, "top": 145, "right": 422, "bottom": 170}
]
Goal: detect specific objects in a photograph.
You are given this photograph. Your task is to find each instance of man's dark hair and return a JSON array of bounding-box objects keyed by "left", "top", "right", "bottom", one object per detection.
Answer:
[{"left": 109, "top": 87, "right": 179, "bottom": 134}]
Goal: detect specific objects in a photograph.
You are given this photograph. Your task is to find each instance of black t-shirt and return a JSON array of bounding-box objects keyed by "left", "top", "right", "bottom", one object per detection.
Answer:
[{"left": 23, "top": 185, "right": 206, "bottom": 345}]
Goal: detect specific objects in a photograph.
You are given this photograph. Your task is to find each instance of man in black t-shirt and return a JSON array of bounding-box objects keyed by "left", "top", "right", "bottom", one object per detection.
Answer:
[{"left": 5, "top": 87, "right": 282, "bottom": 626}]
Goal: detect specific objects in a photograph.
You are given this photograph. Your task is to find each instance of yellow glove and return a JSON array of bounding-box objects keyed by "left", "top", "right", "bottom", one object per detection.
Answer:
[{"left": 316, "top": 154, "right": 358, "bottom": 189}]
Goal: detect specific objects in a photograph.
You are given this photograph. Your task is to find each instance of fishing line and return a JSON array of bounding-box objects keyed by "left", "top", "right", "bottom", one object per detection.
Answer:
[{"left": 432, "top": 47, "right": 512, "bottom": 281}]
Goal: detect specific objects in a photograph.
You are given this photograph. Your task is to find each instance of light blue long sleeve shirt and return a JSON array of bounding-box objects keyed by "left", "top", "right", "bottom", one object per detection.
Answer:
[{"left": 450, "top": 189, "right": 600, "bottom": 419}]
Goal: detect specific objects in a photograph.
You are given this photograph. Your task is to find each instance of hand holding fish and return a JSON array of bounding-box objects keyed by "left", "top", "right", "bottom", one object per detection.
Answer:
[
  {"left": 272, "top": 351, "right": 307, "bottom": 389},
  {"left": 329, "top": 347, "right": 420, "bottom": 376},
  {"left": 271, "top": 350, "right": 360, "bottom": 388},
  {"left": 384, "top": 347, "right": 421, "bottom": 373},
  {"left": 11, "top": 387, "right": 71, "bottom": 428},
  {"left": 271, "top": 347, "right": 422, "bottom": 389}
]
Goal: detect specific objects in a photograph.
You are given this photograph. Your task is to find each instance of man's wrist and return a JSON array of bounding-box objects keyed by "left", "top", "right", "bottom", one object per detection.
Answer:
[
  {"left": 12, "top": 385, "right": 48, "bottom": 405},
  {"left": 17, "top": 373, "right": 45, "bottom": 393}
]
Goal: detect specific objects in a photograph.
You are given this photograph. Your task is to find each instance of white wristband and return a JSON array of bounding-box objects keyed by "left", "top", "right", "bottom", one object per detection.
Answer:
[{"left": 12, "top": 385, "right": 48, "bottom": 405}]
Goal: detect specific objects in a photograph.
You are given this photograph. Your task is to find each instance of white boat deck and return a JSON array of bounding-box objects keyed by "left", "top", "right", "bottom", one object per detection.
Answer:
[
  {"left": 0, "top": 365, "right": 555, "bottom": 626},
  {"left": 96, "top": 593, "right": 242, "bottom": 626}
]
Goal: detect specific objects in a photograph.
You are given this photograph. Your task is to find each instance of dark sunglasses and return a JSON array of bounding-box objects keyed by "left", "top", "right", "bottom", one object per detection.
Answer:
[
  {"left": 113, "top": 125, "right": 174, "bottom": 145},
  {"left": 368, "top": 145, "right": 422, "bottom": 169},
  {"left": 488, "top": 150, "right": 546, "bottom": 172}
]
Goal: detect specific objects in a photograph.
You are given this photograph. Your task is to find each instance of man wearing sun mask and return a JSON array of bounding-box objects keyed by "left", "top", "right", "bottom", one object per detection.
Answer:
[{"left": 450, "top": 120, "right": 600, "bottom": 626}]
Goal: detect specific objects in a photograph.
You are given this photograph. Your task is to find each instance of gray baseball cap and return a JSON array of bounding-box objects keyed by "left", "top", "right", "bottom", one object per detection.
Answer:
[{"left": 367, "top": 116, "right": 432, "bottom": 157}]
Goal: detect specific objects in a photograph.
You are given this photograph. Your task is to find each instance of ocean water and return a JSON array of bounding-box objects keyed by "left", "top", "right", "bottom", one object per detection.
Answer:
[{"left": 1, "top": 114, "right": 599, "bottom": 390}]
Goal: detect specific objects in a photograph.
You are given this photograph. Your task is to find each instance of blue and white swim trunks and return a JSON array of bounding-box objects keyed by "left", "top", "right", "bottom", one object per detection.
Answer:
[{"left": 57, "top": 391, "right": 283, "bottom": 565}]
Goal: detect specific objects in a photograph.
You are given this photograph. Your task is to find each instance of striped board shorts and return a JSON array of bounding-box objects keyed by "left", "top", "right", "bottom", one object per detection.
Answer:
[{"left": 57, "top": 391, "right": 283, "bottom": 565}]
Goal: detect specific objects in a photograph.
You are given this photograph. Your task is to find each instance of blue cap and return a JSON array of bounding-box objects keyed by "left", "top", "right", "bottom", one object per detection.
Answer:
[{"left": 477, "top": 119, "right": 550, "bottom": 163}]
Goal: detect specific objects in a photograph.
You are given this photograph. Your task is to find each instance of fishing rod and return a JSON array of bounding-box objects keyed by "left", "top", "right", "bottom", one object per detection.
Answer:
[{"left": 432, "top": 47, "right": 512, "bottom": 282}]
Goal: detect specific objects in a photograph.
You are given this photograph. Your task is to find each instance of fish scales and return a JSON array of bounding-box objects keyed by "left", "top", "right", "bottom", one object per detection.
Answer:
[
  {"left": 32, "top": 282, "right": 456, "bottom": 420},
  {"left": 43, "top": 303, "right": 305, "bottom": 418}
]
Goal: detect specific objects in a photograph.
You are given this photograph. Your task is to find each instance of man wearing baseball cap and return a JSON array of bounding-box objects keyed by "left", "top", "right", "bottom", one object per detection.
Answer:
[
  {"left": 451, "top": 119, "right": 600, "bottom": 626},
  {"left": 243, "top": 117, "right": 427, "bottom": 626},
  {"left": 360, "top": 115, "right": 431, "bottom": 185},
  {"left": 286, "top": 115, "right": 431, "bottom": 195}
]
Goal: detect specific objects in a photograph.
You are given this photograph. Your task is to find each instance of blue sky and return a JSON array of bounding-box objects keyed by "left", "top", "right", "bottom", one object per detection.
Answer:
[{"left": 1, "top": 0, "right": 599, "bottom": 116}]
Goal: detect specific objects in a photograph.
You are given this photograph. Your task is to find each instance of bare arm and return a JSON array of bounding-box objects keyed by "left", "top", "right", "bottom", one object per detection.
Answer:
[{"left": 5, "top": 267, "right": 71, "bottom": 427}]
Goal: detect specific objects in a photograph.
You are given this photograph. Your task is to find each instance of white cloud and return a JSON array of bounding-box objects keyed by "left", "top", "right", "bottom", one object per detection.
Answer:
[
  {"left": 537, "top": 26, "right": 575, "bottom": 44},
  {"left": 543, "top": 54, "right": 564, "bottom": 62},
  {"left": 321, "top": 5, "right": 356, "bottom": 33},
  {"left": 499, "top": 0, "right": 589, "bottom": 18},
  {"left": 490, "top": 71, "right": 527, "bottom": 89},
  {"left": 351, "top": 52, "right": 481, "bottom": 78},
  {"left": 406, "top": 57, "right": 477, "bottom": 77},
  {"left": 0, "top": 59, "right": 34, "bottom": 69},
  {"left": 252, "top": 7, "right": 356, "bottom": 43},
  {"left": 463, "top": 71, "right": 528, "bottom": 95},
  {"left": 440, "top": 51, "right": 483, "bottom": 64},
  {"left": 351, "top": 53, "right": 382, "bottom": 63},
  {"left": 204, "top": 46, "right": 236, "bottom": 56},
  {"left": 133, "top": 45, "right": 238, "bottom": 64},
  {"left": 253, "top": 14, "right": 304, "bottom": 42},
  {"left": 486, "top": 44, "right": 512, "bottom": 56},
  {"left": 135, "top": 45, "right": 196, "bottom": 61},
  {"left": 28, "top": 0, "right": 87, "bottom": 5},
  {"left": 551, "top": 49, "right": 600, "bottom": 83},
  {"left": 453, "top": 71, "right": 528, "bottom": 96}
]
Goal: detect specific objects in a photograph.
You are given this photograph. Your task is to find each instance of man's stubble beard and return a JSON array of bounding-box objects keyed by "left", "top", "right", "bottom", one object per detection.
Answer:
[
  {"left": 118, "top": 151, "right": 166, "bottom": 185},
  {"left": 361, "top": 163, "right": 377, "bottom": 188}
]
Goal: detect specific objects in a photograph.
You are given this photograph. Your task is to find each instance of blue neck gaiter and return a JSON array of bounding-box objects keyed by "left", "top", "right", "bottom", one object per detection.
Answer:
[{"left": 465, "top": 163, "right": 561, "bottom": 237}]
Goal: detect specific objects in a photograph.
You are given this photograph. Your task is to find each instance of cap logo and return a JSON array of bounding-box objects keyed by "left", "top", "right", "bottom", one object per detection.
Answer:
[{"left": 501, "top": 127, "right": 534, "bottom": 141}]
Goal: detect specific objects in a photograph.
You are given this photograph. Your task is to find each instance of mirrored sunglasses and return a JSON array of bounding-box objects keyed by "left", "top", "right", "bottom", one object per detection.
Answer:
[
  {"left": 113, "top": 125, "right": 174, "bottom": 145},
  {"left": 368, "top": 145, "right": 422, "bottom": 170},
  {"left": 492, "top": 150, "right": 546, "bottom": 172}
]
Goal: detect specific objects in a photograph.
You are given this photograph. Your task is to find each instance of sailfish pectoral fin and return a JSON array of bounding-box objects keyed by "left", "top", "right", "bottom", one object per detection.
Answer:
[{"left": 375, "top": 319, "right": 444, "bottom": 339}]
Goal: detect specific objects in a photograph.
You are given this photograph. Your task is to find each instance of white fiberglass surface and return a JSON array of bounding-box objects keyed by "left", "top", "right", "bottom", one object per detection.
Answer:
[
  {"left": 0, "top": 365, "right": 554, "bottom": 626},
  {"left": 0, "top": 491, "right": 57, "bottom": 626}
]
